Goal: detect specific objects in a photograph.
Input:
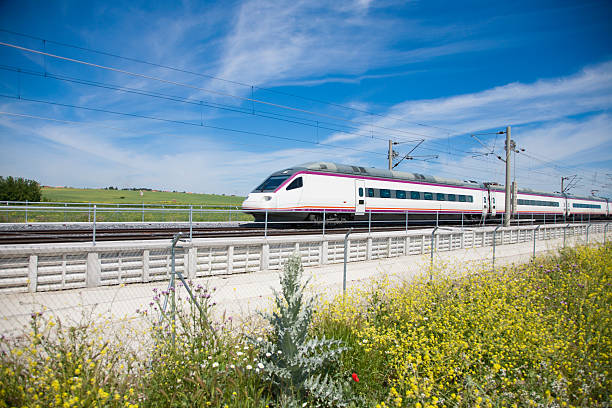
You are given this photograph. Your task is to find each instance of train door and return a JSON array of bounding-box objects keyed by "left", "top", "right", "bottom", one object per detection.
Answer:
[
  {"left": 488, "top": 190, "right": 497, "bottom": 217},
  {"left": 565, "top": 197, "right": 571, "bottom": 217},
  {"left": 355, "top": 180, "right": 366, "bottom": 216},
  {"left": 482, "top": 194, "right": 488, "bottom": 218}
]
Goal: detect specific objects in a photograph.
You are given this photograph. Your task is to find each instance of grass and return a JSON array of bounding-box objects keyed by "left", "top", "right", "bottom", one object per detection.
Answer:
[
  {"left": 1, "top": 244, "right": 610, "bottom": 407},
  {"left": 41, "top": 187, "right": 245, "bottom": 206},
  {"left": 0, "top": 187, "right": 252, "bottom": 223}
]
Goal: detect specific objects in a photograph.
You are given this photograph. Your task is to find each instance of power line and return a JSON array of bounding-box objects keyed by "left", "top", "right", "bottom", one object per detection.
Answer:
[
  {"left": 0, "top": 106, "right": 577, "bottom": 190},
  {"left": 0, "top": 63, "right": 487, "bottom": 163},
  {"left": 0, "top": 28, "right": 463, "bottom": 137},
  {"left": 0, "top": 40, "right": 444, "bottom": 142},
  {"left": 0, "top": 110, "right": 371, "bottom": 157},
  {"left": 0, "top": 63, "right": 425, "bottom": 145},
  {"left": 0, "top": 94, "right": 392, "bottom": 157}
]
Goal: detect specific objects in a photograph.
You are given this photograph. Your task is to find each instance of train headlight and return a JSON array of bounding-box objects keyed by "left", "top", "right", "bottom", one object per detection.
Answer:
[{"left": 264, "top": 196, "right": 272, "bottom": 201}]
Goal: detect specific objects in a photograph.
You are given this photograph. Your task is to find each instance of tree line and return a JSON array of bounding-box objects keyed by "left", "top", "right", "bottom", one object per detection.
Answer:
[{"left": 0, "top": 176, "right": 42, "bottom": 202}]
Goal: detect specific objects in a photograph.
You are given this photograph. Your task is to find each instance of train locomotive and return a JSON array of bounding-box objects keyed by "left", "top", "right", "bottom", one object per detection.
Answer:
[{"left": 241, "top": 162, "right": 610, "bottom": 223}]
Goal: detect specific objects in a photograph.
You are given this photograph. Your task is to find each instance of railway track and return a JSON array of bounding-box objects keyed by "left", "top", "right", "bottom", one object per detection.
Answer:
[{"left": 0, "top": 219, "right": 581, "bottom": 244}]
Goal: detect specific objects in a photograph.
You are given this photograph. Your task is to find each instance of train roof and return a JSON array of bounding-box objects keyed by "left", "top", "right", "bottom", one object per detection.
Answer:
[{"left": 273, "top": 162, "right": 607, "bottom": 202}]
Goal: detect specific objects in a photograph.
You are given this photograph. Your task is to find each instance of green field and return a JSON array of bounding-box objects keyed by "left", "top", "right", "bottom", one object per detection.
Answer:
[
  {"left": 0, "top": 187, "right": 252, "bottom": 223},
  {"left": 41, "top": 187, "right": 245, "bottom": 206}
]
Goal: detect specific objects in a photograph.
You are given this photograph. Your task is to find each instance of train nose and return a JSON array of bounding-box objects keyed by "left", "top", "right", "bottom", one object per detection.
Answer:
[{"left": 242, "top": 193, "right": 276, "bottom": 209}]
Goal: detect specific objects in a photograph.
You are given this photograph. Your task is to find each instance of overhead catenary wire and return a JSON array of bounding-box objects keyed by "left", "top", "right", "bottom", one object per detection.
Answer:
[
  {"left": 0, "top": 28, "right": 463, "bottom": 136},
  {"left": 0, "top": 63, "right": 490, "bottom": 163},
  {"left": 0, "top": 94, "right": 389, "bottom": 157},
  {"left": 0, "top": 40, "right": 446, "bottom": 142},
  {"left": 0, "top": 107, "right": 581, "bottom": 190},
  {"left": 0, "top": 63, "right": 426, "bottom": 146},
  {"left": 0, "top": 33, "right": 537, "bottom": 160}
]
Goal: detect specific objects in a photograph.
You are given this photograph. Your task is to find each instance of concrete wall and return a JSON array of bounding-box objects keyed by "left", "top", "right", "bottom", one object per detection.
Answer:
[{"left": 0, "top": 223, "right": 607, "bottom": 294}]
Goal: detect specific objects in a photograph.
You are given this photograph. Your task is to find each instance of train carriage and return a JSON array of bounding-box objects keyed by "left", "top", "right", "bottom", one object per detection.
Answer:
[{"left": 242, "top": 161, "right": 610, "bottom": 223}]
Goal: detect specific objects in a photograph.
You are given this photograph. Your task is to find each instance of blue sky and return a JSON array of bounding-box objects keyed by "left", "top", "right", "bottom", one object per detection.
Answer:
[{"left": 0, "top": 0, "right": 611, "bottom": 197}]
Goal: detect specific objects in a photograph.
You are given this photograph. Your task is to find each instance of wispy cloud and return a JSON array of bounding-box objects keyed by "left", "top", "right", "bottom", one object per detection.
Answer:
[{"left": 213, "top": 0, "right": 500, "bottom": 89}]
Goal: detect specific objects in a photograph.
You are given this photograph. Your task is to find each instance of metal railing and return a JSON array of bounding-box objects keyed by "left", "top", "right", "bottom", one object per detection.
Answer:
[
  {"left": 0, "top": 201, "right": 247, "bottom": 223},
  {"left": 2, "top": 201, "right": 603, "bottom": 227}
]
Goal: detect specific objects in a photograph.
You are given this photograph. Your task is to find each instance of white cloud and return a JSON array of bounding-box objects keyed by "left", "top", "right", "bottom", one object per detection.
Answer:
[
  {"left": 367, "top": 60, "right": 612, "bottom": 138},
  {"left": 213, "top": 0, "right": 497, "bottom": 89}
]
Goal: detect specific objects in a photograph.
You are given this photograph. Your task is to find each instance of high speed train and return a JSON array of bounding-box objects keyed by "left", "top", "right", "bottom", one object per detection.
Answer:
[{"left": 242, "top": 162, "right": 610, "bottom": 222}]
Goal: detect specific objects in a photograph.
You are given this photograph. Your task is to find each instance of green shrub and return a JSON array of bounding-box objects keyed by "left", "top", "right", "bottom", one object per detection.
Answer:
[{"left": 0, "top": 176, "right": 42, "bottom": 201}]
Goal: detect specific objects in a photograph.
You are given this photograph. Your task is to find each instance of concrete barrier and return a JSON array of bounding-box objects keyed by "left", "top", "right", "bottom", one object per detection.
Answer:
[{"left": 0, "top": 223, "right": 605, "bottom": 294}]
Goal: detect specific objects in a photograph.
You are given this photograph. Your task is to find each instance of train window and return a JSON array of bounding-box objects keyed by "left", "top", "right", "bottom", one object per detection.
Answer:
[
  {"left": 286, "top": 177, "right": 303, "bottom": 191},
  {"left": 367, "top": 188, "right": 375, "bottom": 197},
  {"left": 396, "top": 190, "right": 406, "bottom": 199},
  {"left": 358, "top": 188, "right": 364, "bottom": 197},
  {"left": 409, "top": 191, "right": 420, "bottom": 200},
  {"left": 380, "top": 189, "right": 391, "bottom": 198},
  {"left": 254, "top": 175, "right": 290, "bottom": 192},
  {"left": 424, "top": 192, "right": 433, "bottom": 200},
  {"left": 467, "top": 196, "right": 473, "bottom": 203},
  {"left": 436, "top": 193, "right": 445, "bottom": 201},
  {"left": 448, "top": 194, "right": 456, "bottom": 201},
  {"left": 458, "top": 195, "right": 466, "bottom": 202}
]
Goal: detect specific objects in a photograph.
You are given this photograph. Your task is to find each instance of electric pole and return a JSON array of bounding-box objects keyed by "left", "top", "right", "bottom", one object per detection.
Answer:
[
  {"left": 388, "top": 140, "right": 393, "bottom": 170},
  {"left": 561, "top": 177, "right": 569, "bottom": 194},
  {"left": 504, "top": 126, "right": 511, "bottom": 227}
]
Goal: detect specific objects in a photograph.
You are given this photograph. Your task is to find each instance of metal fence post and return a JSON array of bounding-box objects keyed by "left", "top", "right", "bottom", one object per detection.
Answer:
[
  {"left": 587, "top": 224, "right": 591, "bottom": 245},
  {"left": 64, "top": 203, "right": 67, "bottom": 222},
  {"left": 189, "top": 205, "right": 193, "bottom": 242},
  {"left": 264, "top": 210, "right": 268, "bottom": 238},
  {"left": 229, "top": 205, "right": 232, "bottom": 222},
  {"left": 368, "top": 211, "right": 371, "bottom": 234},
  {"left": 492, "top": 226, "right": 501, "bottom": 270},
  {"left": 343, "top": 228, "right": 353, "bottom": 295},
  {"left": 436, "top": 211, "right": 439, "bottom": 227},
  {"left": 25, "top": 200, "right": 28, "bottom": 223},
  {"left": 142, "top": 202, "right": 145, "bottom": 222},
  {"left": 533, "top": 225, "right": 541, "bottom": 259},
  {"left": 88, "top": 202, "right": 91, "bottom": 223},
  {"left": 405, "top": 211, "right": 408, "bottom": 233},
  {"left": 461, "top": 212, "right": 464, "bottom": 229},
  {"left": 93, "top": 204, "right": 96, "bottom": 246},
  {"left": 430, "top": 226, "right": 439, "bottom": 279}
]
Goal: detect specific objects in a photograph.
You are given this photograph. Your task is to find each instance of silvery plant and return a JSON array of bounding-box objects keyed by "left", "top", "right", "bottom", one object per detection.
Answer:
[{"left": 253, "top": 253, "right": 350, "bottom": 407}]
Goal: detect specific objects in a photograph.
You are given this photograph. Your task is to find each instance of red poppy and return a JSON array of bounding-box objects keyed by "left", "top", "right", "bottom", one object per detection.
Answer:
[{"left": 352, "top": 372, "right": 359, "bottom": 382}]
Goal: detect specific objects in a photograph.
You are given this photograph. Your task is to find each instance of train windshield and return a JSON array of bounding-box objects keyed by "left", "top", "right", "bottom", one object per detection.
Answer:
[{"left": 253, "top": 175, "right": 290, "bottom": 192}]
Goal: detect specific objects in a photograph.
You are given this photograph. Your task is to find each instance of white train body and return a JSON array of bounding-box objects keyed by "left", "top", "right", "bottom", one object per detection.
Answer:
[{"left": 242, "top": 162, "right": 609, "bottom": 222}]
